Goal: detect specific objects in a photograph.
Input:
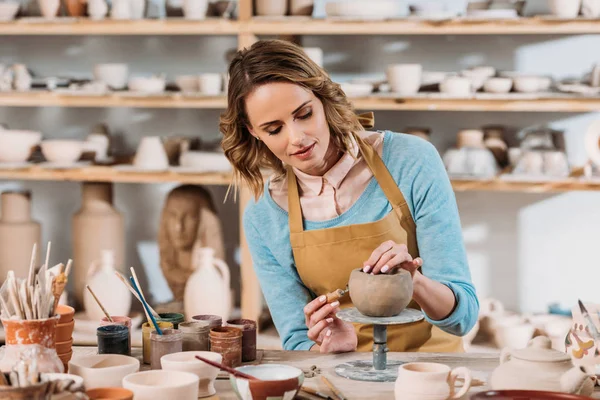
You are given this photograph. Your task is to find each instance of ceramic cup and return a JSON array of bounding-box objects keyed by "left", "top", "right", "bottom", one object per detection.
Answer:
[
  {"left": 122, "top": 370, "right": 199, "bottom": 400},
  {"left": 549, "top": 0, "right": 582, "bottom": 18},
  {"left": 161, "top": 351, "right": 222, "bottom": 398},
  {"left": 443, "top": 148, "right": 468, "bottom": 175},
  {"left": 440, "top": 76, "right": 472, "bottom": 97},
  {"left": 457, "top": 129, "right": 485, "bottom": 149},
  {"left": 386, "top": 64, "right": 422, "bottom": 95},
  {"left": 39, "top": 0, "right": 60, "bottom": 18},
  {"left": 198, "top": 73, "right": 222, "bottom": 96},
  {"left": 133, "top": 137, "right": 170, "bottom": 170},
  {"left": 395, "top": 362, "right": 472, "bottom": 400},
  {"left": 543, "top": 151, "right": 570, "bottom": 177},
  {"left": 515, "top": 151, "right": 544, "bottom": 175},
  {"left": 494, "top": 317, "right": 535, "bottom": 349},
  {"left": 183, "top": 0, "right": 208, "bottom": 19}
]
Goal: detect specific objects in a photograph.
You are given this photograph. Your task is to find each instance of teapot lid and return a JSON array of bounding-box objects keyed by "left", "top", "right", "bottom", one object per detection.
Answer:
[{"left": 511, "top": 336, "right": 571, "bottom": 363}]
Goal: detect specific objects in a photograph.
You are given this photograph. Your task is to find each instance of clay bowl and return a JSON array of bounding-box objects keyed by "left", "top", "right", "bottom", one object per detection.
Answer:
[
  {"left": 230, "top": 364, "right": 304, "bottom": 400},
  {"left": 40, "top": 140, "right": 84, "bottom": 164},
  {"left": 87, "top": 387, "right": 134, "bottom": 400},
  {"left": 56, "top": 320, "right": 75, "bottom": 342},
  {"left": 348, "top": 268, "right": 413, "bottom": 317},
  {"left": 55, "top": 304, "right": 75, "bottom": 324},
  {"left": 470, "top": 390, "right": 594, "bottom": 399},
  {"left": 68, "top": 354, "right": 140, "bottom": 389},
  {"left": 56, "top": 338, "right": 73, "bottom": 354},
  {"left": 122, "top": 370, "right": 199, "bottom": 399},
  {"left": 160, "top": 351, "right": 222, "bottom": 397},
  {"left": 0, "top": 130, "right": 42, "bottom": 163}
]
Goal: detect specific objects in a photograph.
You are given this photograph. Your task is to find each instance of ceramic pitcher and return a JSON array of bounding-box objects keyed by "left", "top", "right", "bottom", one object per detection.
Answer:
[
  {"left": 394, "top": 362, "right": 472, "bottom": 400},
  {"left": 183, "top": 247, "right": 231, "bottom": 321},
  {"left": 83, "top": 249, "right": 131, "bottom": 321}
]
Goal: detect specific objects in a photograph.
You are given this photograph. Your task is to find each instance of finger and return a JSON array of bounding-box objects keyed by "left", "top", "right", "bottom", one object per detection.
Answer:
[
  {"left": 379, "top": 252, "right": 414, "bottom": 274},
  {"left": 371, "top": 246, "right": 406, "bottom": 274},
  {"left": 398, "top": 257, "right": 423, "bottom": 275},
  {"left": 307, "top": 318, "right": 333, "bottom": 342},
  {"left": 363, "top": 240, "right": 396, "bottom": 273},
  {"left": 308, "top": 301, "right": 340, "bottom": 328},
  {"left": 319, "top": 329, "right": 333, "bottom": 353},
  {"left": 304, "top": 295, "right": 327, "bottom": 321}
]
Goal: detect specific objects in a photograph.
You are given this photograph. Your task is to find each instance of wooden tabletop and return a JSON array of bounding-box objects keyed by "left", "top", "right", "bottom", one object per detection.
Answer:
[{"left": 2, "top": 346, "right": 599, "bottom": 399}]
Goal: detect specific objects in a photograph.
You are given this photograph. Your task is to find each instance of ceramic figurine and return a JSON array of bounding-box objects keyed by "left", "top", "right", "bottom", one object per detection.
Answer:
[
  {"left": 12, "top": 64, "right": 32, "bottom": 91},
  {"left": 83, "top": 249, "right": 131, "bottom": 321},
  {"left": 490, "top": 336, "right": 595, "bottom": 396},
  {"left": 0, "top": 191, "right": 41, "bottom": 280},
  {"left": 184, "top": 246, "right": 231, "bottom": 321},
  {"left": 72, "top": 182, "right": 125, "bottom": 309},
  {"left": 348, "top": 268, "right": 413, "bottom": 317},
  {"left": 158, "top": 185, "right": 224, "bottom": 301}
]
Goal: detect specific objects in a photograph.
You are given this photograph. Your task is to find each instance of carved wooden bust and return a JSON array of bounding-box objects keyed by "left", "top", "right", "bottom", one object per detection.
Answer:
[{"left": 158, "top": 184, "right": 224, "bottom": 301}]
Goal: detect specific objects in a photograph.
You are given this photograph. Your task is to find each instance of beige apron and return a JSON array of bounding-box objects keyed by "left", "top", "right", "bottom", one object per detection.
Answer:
[{"left": 288, "top": 136, "right": 463, "bottom": 352}]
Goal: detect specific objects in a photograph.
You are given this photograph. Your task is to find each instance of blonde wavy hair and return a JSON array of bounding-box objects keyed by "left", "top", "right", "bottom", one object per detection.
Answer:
[{"left": 219, "top": 39, "right": 366, "bottom": 200}]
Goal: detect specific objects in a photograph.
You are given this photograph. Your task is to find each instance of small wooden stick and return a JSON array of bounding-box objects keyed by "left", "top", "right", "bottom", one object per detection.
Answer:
[
  {"left": 7, "top": 272, "right": 23, "bottom": 320},
  {"left": 19, "top": 281, "right": 32, "bottom": 320},
  {"left": 86, "top": 285, "right": 113, "bottom": 322},
  {"left": 64, "top": 259, "right": 72, "bottom": 278},
  {"left": 0, "top": 294, "right": 12, "bottom": 318},
  {"left": 27, "top": 243, "right": 37, "bottom": 289},
  {"left": 52, "top": 269, "right": 67, "bottom": 316},
  {"left": 115, "top": 271, "right": 159, "bottom": 317},
  {"left": 320, "top": 376, "right": 346, "bottom": 400},
  {"left": 43, "top": 242, "right": 51, "bottom": 270}
]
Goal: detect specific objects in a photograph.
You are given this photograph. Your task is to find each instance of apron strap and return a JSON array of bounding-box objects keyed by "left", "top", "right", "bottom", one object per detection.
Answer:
[{"left": 287, "top": 132, "right": 409, "bottom": 234}]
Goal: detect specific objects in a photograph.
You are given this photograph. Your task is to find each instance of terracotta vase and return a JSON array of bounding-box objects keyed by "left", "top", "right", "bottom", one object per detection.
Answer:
[
  {"left": 72, "top": 182, "right": 125, "bottom": 309},
  {"left": 184, "top": 247, "right": 231, "bottom": 322},
  {"left": 348, "top": 268, "right": 413, "bottom": 317},
  {"left": 63, "top": 0, "right": 86, "bottom": 16},
  {"left": 0, "top": 191, "right": 41, "bottom": 281}
]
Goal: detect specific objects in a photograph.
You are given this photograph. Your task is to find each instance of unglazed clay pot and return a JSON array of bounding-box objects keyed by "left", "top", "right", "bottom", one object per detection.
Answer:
[
  {"left": 348, "top": 268, "right": 413, "bottom": 317},
  {"left": 63, "top": 0, "right": 86, "bottom": 16}
]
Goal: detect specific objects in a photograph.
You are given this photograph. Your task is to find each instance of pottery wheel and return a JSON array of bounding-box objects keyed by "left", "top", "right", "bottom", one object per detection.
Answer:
[{"left": 334, "top": 308, "right": 425, "bottom": 382}]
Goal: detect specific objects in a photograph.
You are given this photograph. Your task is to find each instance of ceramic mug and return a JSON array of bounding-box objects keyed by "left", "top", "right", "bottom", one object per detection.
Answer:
[
  {"left": 515, "top": 151, "right": 544, "bottom": 175},
  {"left": 183, "top": 0, "right": 209, "bottom": 20},
  {"left": 394, "top": 362, "right": 472, "bottom": 400},
  {"left": 386, "top": 64, "right": 422, "bottom": 96}
]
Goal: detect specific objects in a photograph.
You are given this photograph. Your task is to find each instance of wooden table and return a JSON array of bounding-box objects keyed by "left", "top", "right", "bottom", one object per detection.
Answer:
[{"left": 2, "top": 346, "right": 599, "bottom": 399}]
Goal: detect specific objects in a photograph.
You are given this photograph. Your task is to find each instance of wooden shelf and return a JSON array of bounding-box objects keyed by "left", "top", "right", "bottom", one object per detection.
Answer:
[
  {"left": 247, "top": 17, "right": 600, "bottom": 36},
  {"left": 0, "top": 166, "right": 232, "bottom": 185},
  {"left": 2, "top": 17, "right": 600, "bottom": 36},
  {"left": 3, "top": 91, "right": 600, "bottom": 112},
  {"left": 1, "top": 166, "right": 599, "bottom": 193},
  {"left": 0, "top": 18, "right": 240, "bottom": 35}
]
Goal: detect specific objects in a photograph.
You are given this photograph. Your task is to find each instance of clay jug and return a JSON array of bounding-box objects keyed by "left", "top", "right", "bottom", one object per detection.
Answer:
[
  {"left": 183, "top": 247, "right": 231, "bottom": 321},
  {"left": 0, "top": 191, "right": 41, "bottom": 280},
  {"left": 83, "top": 249, "right": 131, "bottom": 321},
  {"left": 72, "top": 182, "right": 125, "bottom": 309}
]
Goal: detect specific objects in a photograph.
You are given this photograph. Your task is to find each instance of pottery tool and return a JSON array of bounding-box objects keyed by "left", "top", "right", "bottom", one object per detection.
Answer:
[
  {"left": 51, "top": 263, "right": 67, "bottom": 315},
  {"left": 129, "top": 276, "right": 162, "bottom": 335},
  {"left": 27, "top": 242, "right": 37, "bottom": 290},
  {"left": 129, "top": 267, "right": 153, "bottom": 325},
  {"left": 320, "top": 375, "right": 346, "bottom": 400},
  {"left": 194, "top": 355, "right": 259, "bottom": 380},
  {"left": 7, "top": 271, "right": 24, "bottom": 320},
  {"left": 86, "top": 285, "right": 113, "bottom": 323},
  {"left": 326, "top": 286, "right": 349, "bottom": 304},
  {"left": 578, "top": 300, "right": 600, "bottom": 340},
  {"left": 114, "top": 271, "right": 159, "bottom": 318},
  {"left": 300, "top": 386, "right": 332, "bottom": 399}
]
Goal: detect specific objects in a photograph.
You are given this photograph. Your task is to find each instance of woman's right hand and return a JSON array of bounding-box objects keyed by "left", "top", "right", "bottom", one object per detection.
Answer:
[{"left": 304, "top": 295, "right": 357, "bottom": 354}]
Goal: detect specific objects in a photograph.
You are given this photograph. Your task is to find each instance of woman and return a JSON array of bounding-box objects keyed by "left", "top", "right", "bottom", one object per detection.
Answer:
[{"left": 220, "top": 39, "right": 479, "bottom": 354}]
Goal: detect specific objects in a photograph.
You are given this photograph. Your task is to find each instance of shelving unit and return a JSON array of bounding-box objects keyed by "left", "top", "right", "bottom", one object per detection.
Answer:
[{"left": 3, "top": 1, "right": 600, "bottom": 326}]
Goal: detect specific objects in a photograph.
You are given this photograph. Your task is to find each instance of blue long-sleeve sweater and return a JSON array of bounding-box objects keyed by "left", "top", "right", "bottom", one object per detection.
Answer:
[{"left": 243, "top": 131, "right": 479, "bottom": 351}]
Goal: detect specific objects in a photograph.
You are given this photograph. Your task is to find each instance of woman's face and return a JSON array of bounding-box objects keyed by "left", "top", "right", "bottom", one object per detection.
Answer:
[{"left": 245, "top": 82, "right": 334, "bottom": 176}]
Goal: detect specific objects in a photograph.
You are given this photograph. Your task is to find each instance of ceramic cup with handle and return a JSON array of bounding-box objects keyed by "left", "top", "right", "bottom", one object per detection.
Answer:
[{"left": 395, "top": 362, "right": 472, "bottom": 400}]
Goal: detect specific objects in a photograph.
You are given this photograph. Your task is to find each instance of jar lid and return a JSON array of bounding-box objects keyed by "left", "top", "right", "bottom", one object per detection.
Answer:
[
  {"left": 511, "top": 336, "right": 570, "bottom": 363},
  {"left": 179, "top": 321, "right": 210, "bottom": 333}
]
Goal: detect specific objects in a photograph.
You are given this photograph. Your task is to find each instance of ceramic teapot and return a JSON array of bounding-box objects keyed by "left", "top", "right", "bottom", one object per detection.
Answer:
[{"left": 490, "top": 336, "right": 595, "bottom": 396}]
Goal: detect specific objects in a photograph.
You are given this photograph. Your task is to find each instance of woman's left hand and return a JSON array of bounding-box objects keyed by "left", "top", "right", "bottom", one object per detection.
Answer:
[{"left": 362, "top": 240, "right": 423, "bottom": 275}]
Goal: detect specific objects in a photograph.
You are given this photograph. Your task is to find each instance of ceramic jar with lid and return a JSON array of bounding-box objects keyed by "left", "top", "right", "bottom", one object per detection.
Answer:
[{"left": 490, "top": 336, "right": 595, "bottom": 396}]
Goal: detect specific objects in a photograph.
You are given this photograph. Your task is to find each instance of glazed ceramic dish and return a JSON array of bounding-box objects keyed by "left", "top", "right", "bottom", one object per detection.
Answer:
[
  {"left": 122, "top": 370, "right": 199, "bottom": 400},
  {"left": 230, "top": 364, "right": 304, "bottom": 400},
  {"left": 470, "top": 390, "right": 594, "bottom": 399}
]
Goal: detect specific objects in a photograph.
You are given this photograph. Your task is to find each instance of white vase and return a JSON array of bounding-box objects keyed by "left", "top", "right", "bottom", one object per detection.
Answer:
[
  {"left": 183, "top": 247, "right": 231, "bottom": 321},
  {"left": 88, "top": 0, "right": 108, "bottom": 19},
  {"left": 38, "top": 0, "right": 60, "bottom": 18},
  {"left": 83, "top": 249, "right": 131, "bottom": 321},
  {"left": 549, "top": 0, "right": 582, "bottom": 18}
]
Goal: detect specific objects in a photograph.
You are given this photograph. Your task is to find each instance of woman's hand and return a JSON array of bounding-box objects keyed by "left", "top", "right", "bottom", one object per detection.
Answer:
[
  {"left": 362, "top": 240, "right": 423, "bottom": 275},
  {"left": 304, "top": 296, "right": 357, "bottom": 353}
]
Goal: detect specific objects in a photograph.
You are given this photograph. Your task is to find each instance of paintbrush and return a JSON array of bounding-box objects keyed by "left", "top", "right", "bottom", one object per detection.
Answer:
[
  {"left": 320, "top": 376, "right": 346, "bottom": 400},
  {"left": 194, "top": 355, "right": 259, "bottom": 380},
  {"left": 129, "top": 276, "right": 162, "bottom": 335},
  {"left": 114, "top": 271, "right": 159, "bottom": 318},
  {"left": 86, "top": 285, "right": 113, "bottom": 322},
  {"left": 130, "top": 267, "right": 154, "bottom": 325},
  {"left": 578, "top": 300, "right": 600, "bottom": 340}
]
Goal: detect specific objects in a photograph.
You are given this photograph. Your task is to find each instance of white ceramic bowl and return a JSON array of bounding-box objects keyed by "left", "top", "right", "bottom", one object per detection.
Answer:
[
  {"left": 440, "top": 76, "right": 472, "bottom": 96},
  {"left": 340, "top": 82, "right": 373, "bottom": 98},
  {"left": 93, "top": 64, "right": 129, "bottom": 90},
  {"left": 0, "top": 1, "right": 19, "bottom": 21},
  {"left": 68, "top": 354, "right": 140, "bottom": 389},
  {"left": 513, "top": 76, "right": 541, "bottom": 93},
  {"left": 179, "top": 151, "right": 232, "bottom": 172},
  {"left": 325, "top": 0, "right": 408, "bottom": 18},
  {"left": 0, "top": 130, "right": 42, "bottom": 163},
  {"left": 230, "top": 364, "right": 304, "bottom": 400},
  {"left": 175, "top": 75, "right": 199, "bottom": 92},
  {"left": 483, "top": 77, "right": 513, "bottom": 93},
  {"left": 161, "top": 351, "right": 221, "bottom": 398},
  {"left": 40, "top": 140, "right": 84, "bottom": 164},
  {"left": 123, "top": 370, "right": 199, "bottom": 400},
  {"left": 128, "top": 76, "right": 166, "bottom": 93}
]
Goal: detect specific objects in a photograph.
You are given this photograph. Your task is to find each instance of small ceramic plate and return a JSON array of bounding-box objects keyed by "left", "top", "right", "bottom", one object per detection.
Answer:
[
  {"left": 113, "top": 165, "right": 169, "bottom": 173},
  {"left": 37, "top": 161, "right": 90, "bottom": 170},
  {"left": 0, "top": 162, "right": 33, "bottom": 170}
]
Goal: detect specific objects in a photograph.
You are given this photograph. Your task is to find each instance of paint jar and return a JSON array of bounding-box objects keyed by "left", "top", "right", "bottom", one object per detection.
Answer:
[
  {"left": 100, "top": 316, "right": 132, "bottom": 354},
  {"left": 150, "top": 328, "right": 183, "bottom": 370},
  {"left": 97, "top": 325, "right": 130, "bottom": 355},
  {"left": 158, "top": 313, "right": 185, "bottom": 329},
  {"left": 192, "top": 314, "right": 222, "bottom": 330},
  {"left": 142, "top": 321, "right": 173, "bottom": 364},
  {"left": 227, "top": 319, "right": 257, "bottom": 362},
  {"left": 179, "top": 321, "right": 210, "bottom": 352},
  {"left": 209, "top": 326, "right": 242, "bottom": 368}
]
